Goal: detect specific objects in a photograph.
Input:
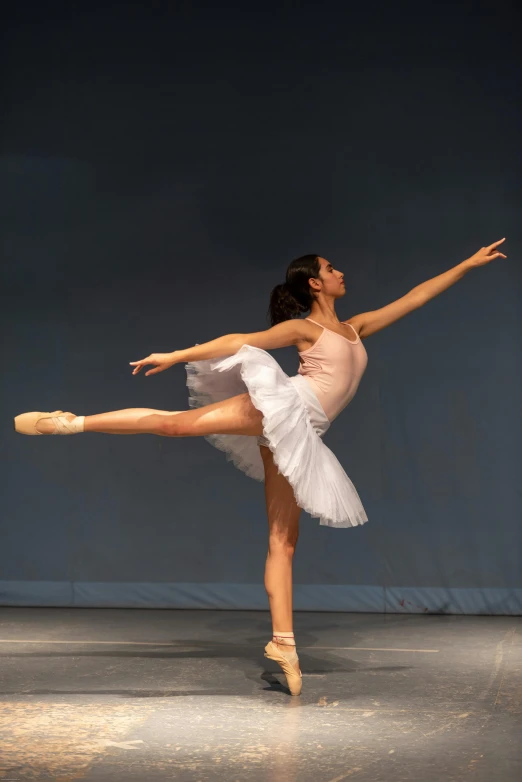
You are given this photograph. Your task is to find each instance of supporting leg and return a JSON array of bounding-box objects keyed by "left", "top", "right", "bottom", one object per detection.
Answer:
[
  {"left": 260, "top": 444, "right": 301, "bottom": 669},
  {"left": 260, "top": 444, "right": 303, "bottom": 694}
]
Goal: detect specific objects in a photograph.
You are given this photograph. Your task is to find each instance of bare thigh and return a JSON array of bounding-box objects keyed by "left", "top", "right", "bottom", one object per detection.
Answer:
[
  {"left": 260, "top": 445, "right": 302, "bottom": 545},
  {"left": 165, "top": 393, "right": 264, "bottom": 437}
]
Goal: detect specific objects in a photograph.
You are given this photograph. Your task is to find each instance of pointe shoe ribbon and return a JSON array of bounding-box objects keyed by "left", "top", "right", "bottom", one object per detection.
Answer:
[
  {"left": 14, "top": 411, "right": 82, "bottom": 435},
  {"left": 264, "top": 640, "right": 303, "bottom": 696}
]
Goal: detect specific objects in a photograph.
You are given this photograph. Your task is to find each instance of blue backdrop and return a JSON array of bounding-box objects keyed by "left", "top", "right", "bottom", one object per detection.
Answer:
[{"left": 1, "top": 0, "right": 521, "bottom": 614}]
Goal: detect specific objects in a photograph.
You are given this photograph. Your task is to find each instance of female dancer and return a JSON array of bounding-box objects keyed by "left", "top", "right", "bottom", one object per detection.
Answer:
[{"left": 14, "top": 239, "right": 506, "bottom": 695}]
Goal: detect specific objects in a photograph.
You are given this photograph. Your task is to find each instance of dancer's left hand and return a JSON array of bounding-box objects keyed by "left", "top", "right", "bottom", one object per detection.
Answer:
[
  {"left": 129, "top": 353, "right": 177, "bottom": 376},
  {"left": 465, "top": 238, "right": 507, "bottom": 268}
]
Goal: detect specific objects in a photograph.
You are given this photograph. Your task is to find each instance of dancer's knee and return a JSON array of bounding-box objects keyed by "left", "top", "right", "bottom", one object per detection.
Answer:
[
  {"left": 268, "top": 532, "right": 298, "bottom": 558},
  {"left": 155, "top": 414, "right": 186, "bottom": 437}
]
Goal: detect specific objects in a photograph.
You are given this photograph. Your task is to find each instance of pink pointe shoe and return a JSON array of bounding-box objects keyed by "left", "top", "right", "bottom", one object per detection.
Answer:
[
  {"left": 264, "top": 640, "right": 303, "bottom": 696},
  {"left": 14, "top": 411, "right": 83, "bottom": 435}
]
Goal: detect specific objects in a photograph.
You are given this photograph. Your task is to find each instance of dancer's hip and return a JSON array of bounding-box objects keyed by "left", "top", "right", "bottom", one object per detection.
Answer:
[{"left": 257, "top": 374, "right": 330, "bottom": 447}]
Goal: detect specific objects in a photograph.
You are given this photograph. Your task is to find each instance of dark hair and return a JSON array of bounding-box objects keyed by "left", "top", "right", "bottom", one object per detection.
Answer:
[{"left": 268, "top": 254, "right": 321, "bottom": 326}]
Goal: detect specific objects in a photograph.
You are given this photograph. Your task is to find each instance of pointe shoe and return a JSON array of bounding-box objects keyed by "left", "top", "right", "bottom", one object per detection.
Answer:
[
  {"left": 264, "top": 640, "right": 303, "bottom": 696},
  {"left": 14, "top": 411, "right": 81, "bottom": 435}
]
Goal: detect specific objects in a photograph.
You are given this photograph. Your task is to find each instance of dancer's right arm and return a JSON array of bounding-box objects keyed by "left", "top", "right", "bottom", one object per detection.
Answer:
[{"left": 130, "top": 320, "right": 310, "bottom": 376}]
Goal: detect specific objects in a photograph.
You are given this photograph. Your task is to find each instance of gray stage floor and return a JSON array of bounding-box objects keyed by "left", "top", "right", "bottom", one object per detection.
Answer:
[{"left": 0, "top": 608, "right": 520, "bottom": 781}]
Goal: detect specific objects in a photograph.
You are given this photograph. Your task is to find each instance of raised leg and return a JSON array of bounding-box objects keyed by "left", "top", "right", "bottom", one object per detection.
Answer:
[
  {"left": 84, "top": 393, "right": 264, "bottom": 436},
  {"left": 20, "top": 393, "right": 265, "bottom": 437},
  {"left": 84, "top": 408, "right": 181, "bottom": 435}
]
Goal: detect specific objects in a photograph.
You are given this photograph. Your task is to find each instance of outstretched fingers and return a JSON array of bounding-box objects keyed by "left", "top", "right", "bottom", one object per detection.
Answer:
[
  {"left": 487, "top": 238, "right": 507, "bottom": 258},
  {"left": 129, "top": 359, "right": 158, "bottom": 376},
  {"left": 129, "top": 360, "right": 161, "bottom": 376},
  {"left": 129, "top": 353, "right": 178, "bottom": 376},
  {"left": 129, "top": 360, "right": 144, "bottom": 375}
]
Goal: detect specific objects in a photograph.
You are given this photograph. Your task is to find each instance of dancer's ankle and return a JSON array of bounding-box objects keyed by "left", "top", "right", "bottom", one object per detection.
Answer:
[
  {"left": 272, "top": 631, "right": 296, "bottom": 653},
  {"left": 36, "top": 413, "right": 85, "bottom": 435},
  {"left": 73, "top": 415, "right": 85, "bottom": 432}
]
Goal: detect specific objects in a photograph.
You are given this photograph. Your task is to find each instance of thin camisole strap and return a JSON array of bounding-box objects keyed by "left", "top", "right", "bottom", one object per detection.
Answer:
[{"left": 305, "top": 317, "right": 359, "bottom": 343}]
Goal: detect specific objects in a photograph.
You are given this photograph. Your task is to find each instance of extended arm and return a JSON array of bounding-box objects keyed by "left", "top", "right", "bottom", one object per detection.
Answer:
[
  {"left": 130, "top": 319, "right": 309, "bottom": 376},
  {"left": 349, "top": 239, "right": 506, "bottom": 340}
]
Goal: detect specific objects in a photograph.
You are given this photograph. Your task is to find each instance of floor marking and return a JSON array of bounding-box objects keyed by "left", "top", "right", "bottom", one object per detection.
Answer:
[
  {"left": 312, "top": 646, "right": 439, "bottom": 653},
  {"left": 494, "top": 627, "right": 517, "bottom": 707},
  {"left": 325, "top": 771, "right": 363, "bottom": 782},
  {"left": 98, "top": 739, "right": 144, "bottom": 750},
  {"left": 0, "top": 639, "right": 439, "bottom": 652}
]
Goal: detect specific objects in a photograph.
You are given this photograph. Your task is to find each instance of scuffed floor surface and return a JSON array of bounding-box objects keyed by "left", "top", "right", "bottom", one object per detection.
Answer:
[{"left": 0, "top": 609, "right": 520, "bottom": 781}]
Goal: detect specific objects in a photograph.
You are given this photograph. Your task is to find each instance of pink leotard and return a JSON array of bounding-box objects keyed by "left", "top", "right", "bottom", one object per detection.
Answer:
[{"left": 297, "top": 318, "right": 368, "bottom": 422}]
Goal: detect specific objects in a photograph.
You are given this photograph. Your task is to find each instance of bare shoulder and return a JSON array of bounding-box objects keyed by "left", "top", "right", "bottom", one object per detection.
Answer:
[
  {"left": 294, "top": 318, "right": 323, "bottom": 352},
  {"left": 342, "top": 316, "right": 365, "bottom": 339},
  {"left": 242, "top": 318, "right": 317, "bottom": 352},
  {"left": 343, "top": 292, "right": 424, "bottom": 340}
]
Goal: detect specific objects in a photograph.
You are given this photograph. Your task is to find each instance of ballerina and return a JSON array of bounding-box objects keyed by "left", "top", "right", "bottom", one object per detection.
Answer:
[{"left": 14, "top": 239, "right": 506, "bottom": 695}]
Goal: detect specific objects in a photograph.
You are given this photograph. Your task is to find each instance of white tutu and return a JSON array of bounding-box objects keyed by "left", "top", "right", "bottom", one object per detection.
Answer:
[{"left": 185, "top": 344, "right": 368, "bottom": 528}]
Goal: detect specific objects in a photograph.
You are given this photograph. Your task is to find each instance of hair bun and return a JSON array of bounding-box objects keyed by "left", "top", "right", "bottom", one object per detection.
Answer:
[{"left": 268, "top": 255, "right": 319, "bottom": 325}]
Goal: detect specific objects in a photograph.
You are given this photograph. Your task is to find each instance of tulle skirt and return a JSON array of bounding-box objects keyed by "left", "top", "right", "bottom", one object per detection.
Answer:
[{"left": 185, "top": 345, "right": 368, "bottom": 528}]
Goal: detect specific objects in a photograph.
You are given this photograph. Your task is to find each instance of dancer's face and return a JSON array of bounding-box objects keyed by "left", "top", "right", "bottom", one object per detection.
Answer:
[{"left": 312, "top": 257, "right": 346, "bottom": 299}]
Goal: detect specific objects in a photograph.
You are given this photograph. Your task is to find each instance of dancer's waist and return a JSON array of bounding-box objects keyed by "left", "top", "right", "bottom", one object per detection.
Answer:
[{"left": 289, "top": 375, "right": 330, "bottom": 436}]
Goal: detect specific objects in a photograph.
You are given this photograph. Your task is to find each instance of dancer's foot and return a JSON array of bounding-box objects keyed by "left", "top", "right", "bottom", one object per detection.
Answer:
[
  {"left": 273, "top": 639, "right": 301, "bottom": 675},
  {"left": 264, "top": 634, "right": 302, "bottom": 696},
  {"left": 14, "top": 411, "right": 85, "bottom": 435}
]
